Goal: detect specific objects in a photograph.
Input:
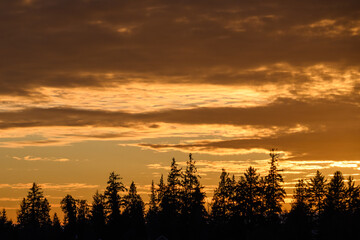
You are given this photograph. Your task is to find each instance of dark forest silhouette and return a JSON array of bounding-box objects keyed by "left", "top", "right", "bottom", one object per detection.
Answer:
[{"left": 1, "top": 150, "right": 360, "bottom": 240}]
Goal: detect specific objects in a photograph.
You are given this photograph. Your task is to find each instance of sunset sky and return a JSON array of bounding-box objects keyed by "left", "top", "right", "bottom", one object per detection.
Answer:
[{"left": 0, "top": 0, "right": 359, "bottom": 220}]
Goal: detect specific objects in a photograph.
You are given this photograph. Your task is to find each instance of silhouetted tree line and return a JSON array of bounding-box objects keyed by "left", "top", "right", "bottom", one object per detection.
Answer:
[{"left": 1, "top": 150, "right": 360, "bottom": 239}]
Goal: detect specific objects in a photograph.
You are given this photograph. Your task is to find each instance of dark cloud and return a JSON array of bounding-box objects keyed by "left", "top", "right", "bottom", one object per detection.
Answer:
[
  {"left": 0, "top": 98, "right": 357, "bottom": 129},
  {"left": 142, "top": 98, "right": 359, "bottom": 128},
  {"left": 0, "top": 0, "right": 359, "bottom": 95},
  {"left": 139, "top": 127, "right": 360, "bottom": 160}
]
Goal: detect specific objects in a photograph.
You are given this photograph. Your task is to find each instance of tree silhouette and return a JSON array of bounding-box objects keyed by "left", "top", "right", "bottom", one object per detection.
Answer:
[
  {"left": 307, "top": 170, "right": 327, "bottom": 216},
  {"left": 287, "top": 179, "right": 312, "bottom": 240},
  {"left": 104, "top": 171, "right": 126, "bottom": 225},
  {"left": 17, "top": 183, "right": 51, "bottom": 229},
  {"left": 123, "top": 181, "right": 146, "bottom": 239},
  {"left": 60, "top": 194, "right": 77, "bottom": 227},
  {"left": 263, "top": 150, "right": 285, "bottom": 218},
  {"left": 211, "top": 169, "right": 235, "bottom": 224},
  {"left": 90, "top": 191, "right": 106, "bottom": 238},
  {"left": 238, "top": 166, "right": 262, "bottom": 220},
  {"left": 160, "top": 158, "right": 182, "bottom": 218},
  {"left": 181, "top": 154, "right": 206, "bottom": 220},
  {"left": 0, "top": 209, "right": 13, "bottom": 240}
]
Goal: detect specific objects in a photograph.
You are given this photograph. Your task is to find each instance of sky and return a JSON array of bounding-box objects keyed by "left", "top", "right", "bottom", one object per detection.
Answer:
[{"left": 0, "top": 0, "right": 359, "bottom": 221}]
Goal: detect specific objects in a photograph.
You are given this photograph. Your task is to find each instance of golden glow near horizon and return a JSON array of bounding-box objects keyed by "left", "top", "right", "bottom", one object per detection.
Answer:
[{"left": 0, "top": 0, "right": 359, "bottom": 221}]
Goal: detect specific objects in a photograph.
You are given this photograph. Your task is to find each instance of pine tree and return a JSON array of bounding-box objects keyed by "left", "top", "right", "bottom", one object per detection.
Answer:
[
  {"left": 239, "top": 166, "right": 262, "bottom": 220},
  {"left": 181, "top": 153, "right": 206, "bottom": 220},
  {"left": 60, "top": 194, "right": 77, "bottom": 227},
  {"left": 345, "top": 176, "right": 360, "bottom": 213},
  {"left": 307, "top": 170, "right": 327, "bottom": 216},
  {"left": 76, "top": 199, "right": 90, "bottom": 225},
  {"left": 17, "top": 183, "right": 51, "bottom": 229},
  {"left": 52, "top": 213, "right": 61, "bottom": 229},
  {"left": 91, "top": 191, "right": 106, "bottom": 231},
  {"left": 157, "top": 174, "right": 166, "bottom": 205},
  {"left": 104, "top": 171, "right": 126, "bottom": 225},
  {"left": 146, "top": 180, "right": 159, "bottom": 222},
  {"left": 325, "top": 171, "right": 346, "bottom": 212},
  {"left": 123, "top": 182, "right": 145, "bottom": 223},
  {"left": 287, "top": 179, "right": 312, "bottom": 240},
  {"left": 263, "top": 150, "right": 285, "bottom": 217},
  {"left": 123, "top": 181, "right": 146, "bottom": 239},
  {"left": 211, "top": 169, "right": 235, "bottom": 224},
  {"left": 160, "top": 158, "right": 182, "bottom": 218}
]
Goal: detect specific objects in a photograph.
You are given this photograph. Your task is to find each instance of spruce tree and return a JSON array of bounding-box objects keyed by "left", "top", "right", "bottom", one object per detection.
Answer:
[
  {"left": 307, "top": 170, "right": 327, "bottom": 216},
  {"left": 91, "top": 191, "right": 106, "bottom": 234},
  {"left": 146, "top": 180, "right": 159, "bottom": 222},
  {"left": 211, "top": 169, "right": 235, "bottom": 224},
  {"left": 160, "top": 158, "right": 182, "bottom": 218},
  {"left": 60, "top": 194, "right": 77, "bottom": 227},
  {"left": 123, "top": 181, "right": 145, "bottom": 224},
  {"left": 17, "top": 183, "right": 51, "bottom": 229},
  {"left": 181, "top": 153, "right": 206, "bottom": 219},
  {"left": 325, "top": 171, "right": 346, "bottom": 212},
  {"left": 263, "top": 150, "right": 285, "bottom": 218},
  {"left": 104, "top": 171, "right": 126, "bottom": 225},
  {"left": 240, "top": 166, "right": 262, "bottom": 220}
]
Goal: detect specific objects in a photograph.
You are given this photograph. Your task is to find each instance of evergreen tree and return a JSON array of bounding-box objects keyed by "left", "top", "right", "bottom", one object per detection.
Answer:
[
  {"left": 60, "top": 194, "right": 77, "bottom": 227},
  {"left": 160, "top": 158, "right": 182, "bottom": 218},
  {"left": 146, "top": 180, "right": 159, "bottom": 222},
  {"left": 123, "top": 181, "right": 145, "bottom": 223},
  {"left": 345, "top": 176, "right": 360, "bottom": 213},
  {"left": 307, "top": 170, "right": 327, "bottom": 216},
  {"left": 263, "top": 150, "right": 285, "bottom": 218},
  {"left": 287, "top": 179, "right": 312, "bottom": 239},
  {"left": 91, "top": 191, "right": 106, "bottom": 236},
  {"left": 123, "top": 181, "right": 146, "bottom": 239},
  {"left": 181, "top": 153, "right": 206, "bottom": 220},
  {"left": 104, "top": 171, "right": 126, "bottom": 225},
  {"left": 239, "top": 166, "right": 262, "bottom": 220},
  {"left": 325, "top": 171, "right": 346, "bottom": 212},
  {"left": 157, "top": 174, "right": 166, "bottom": 205},
  {"left": 0, "top": 209, "right": 13, "bottom": 240},
  {"left": 17, "top": 183, "right": 51, "bottom": 229},
  {"left": 52, "top": 213, "right": 61, "bottom": 229},
  {"left": 211, "top": 169, "right": 235, "bottom": 224},
  {"left": 76, "top": 200, "right": 90, "bottom": 225}
]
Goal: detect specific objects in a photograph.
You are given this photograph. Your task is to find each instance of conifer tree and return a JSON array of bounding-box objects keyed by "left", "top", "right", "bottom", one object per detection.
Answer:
[
  {"left": 60, "top": 194, "right": 77, "bottom": 227},
  {"left": 146, "top": 180, "right": 159, "bottom": 222},
  {"left": 307, "top": 170, "right": 327, "bottom": 215},
  {"left": 17, "top": 183, "right": 51, "bottom": 229},
  {"left": 157, "top": 174, "right": 166, "bottom": 205},
  {"left": 345, "top": 176, "right": 360, "bottom": 213},
  {"left": 160, "top": 158, "right": 182, "bottom": 218},
  {"left": 123, "top": 181, "right": 145, "bottom": 223},
  {"left": 181, "top": 153, "right": 206, "bottom": 219},
  {"left": 104, "top": 171, "right": 126, "bottom": 225},
  {"left": 76, "top": 199, "right": 90, "bottom": 225},
  {"left": 91, "top": 191, "right": 106, "bottom": 229},
  {"left": 238, "top": 166, "right": 262, "bottom": 220},
  {"left": 263, "top": 150, "right": 285, "bottom": 217},
  {"left": 211, "top": 169, "right": 235, "bottom": 224},
  {"left": 287, "top": 179, "right": 312, "bottom": 240},
  {"left": 52, "top": 213, "right": 61, "bottom": 229},
  {"left": 325, "top": 171, "right": 346, "bottom": 212}
]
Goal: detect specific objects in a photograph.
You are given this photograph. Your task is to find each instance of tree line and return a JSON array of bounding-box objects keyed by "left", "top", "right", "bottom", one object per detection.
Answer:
[{"left": 1, "top": 150, "right": 360, "bottom": 239}]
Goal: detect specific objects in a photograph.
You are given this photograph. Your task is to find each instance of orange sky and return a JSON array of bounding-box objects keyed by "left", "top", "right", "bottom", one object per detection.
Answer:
[{"left": 0, "top": 0, "right": 359, "bottom": 221}]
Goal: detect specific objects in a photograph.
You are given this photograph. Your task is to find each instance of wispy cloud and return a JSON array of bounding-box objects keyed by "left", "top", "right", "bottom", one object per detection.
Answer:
[{"left": 12, "top": 155, "right": 70, "bottom": 162}]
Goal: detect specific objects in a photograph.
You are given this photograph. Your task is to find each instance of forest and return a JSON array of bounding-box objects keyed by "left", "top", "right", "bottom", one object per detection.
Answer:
[{"left": 1, "top": 150, "right": 360, "bottom": 240}]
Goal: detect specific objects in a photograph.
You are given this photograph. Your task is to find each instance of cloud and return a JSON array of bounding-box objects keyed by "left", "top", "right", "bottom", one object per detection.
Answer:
[
  {"left": 0, "top": 0, "right": 359, "bottom": 96},
  {"left": 12, "top": 155, "right": 70, "bottom": 162},
  {"left": 0, "top": 183, "right": 99, "bottom": 190}
]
